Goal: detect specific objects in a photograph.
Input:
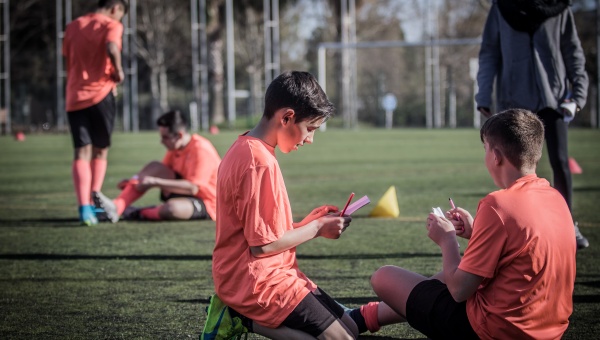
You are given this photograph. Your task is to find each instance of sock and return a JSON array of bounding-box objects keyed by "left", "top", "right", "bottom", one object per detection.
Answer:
[
  {"left": 229, "top": 306, "right": 253, "bottom": 333},
  {"left": 114, "top": 182, "right": 144, "bottom": 215},
  {"left": 72, "top": 160, "right": 92, "bottom": 206},
  {"left": 349, "top": 308, "right": 368, "bottom": 334},
  {"left": 360, "top": 301, "right": 381, "bottom": 333},
  {"left": 139, "top": 206, "right": 161, "bottom": 220},
  {"left": 90, "top": 159, "right": 107, "bottom": 193}
]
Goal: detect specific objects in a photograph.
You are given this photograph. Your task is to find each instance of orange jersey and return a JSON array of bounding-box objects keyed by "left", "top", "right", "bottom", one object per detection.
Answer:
[
  {"left": 459, "top": 175, "right": 576, "bottom": 340},
  {"left": 212, "top": 134, "right": 317, "bottom": 328},
  {"left": 63, "top": 13, "right": 123, "bottom": 111},
  {"left": 162, "top": 134, "right": 220, "bottom": 220}
]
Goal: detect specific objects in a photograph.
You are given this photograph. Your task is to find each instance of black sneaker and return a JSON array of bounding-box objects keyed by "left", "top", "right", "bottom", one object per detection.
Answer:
[
  {"left": 574, "top": 222, "right": 589, "bottom": 250},
  {"left": 122, "top": 206, "right": 143, "bottom": 221}
]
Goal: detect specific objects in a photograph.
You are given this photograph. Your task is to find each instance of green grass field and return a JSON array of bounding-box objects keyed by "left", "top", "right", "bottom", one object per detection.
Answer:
[{"left": 1, "top": 128, "right": 599, "bottom": 339}]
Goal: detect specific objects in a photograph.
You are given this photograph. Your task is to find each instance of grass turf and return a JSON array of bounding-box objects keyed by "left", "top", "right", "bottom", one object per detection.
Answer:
[{"left": 0, "top": 128, "right": 599, "bottom": 339}]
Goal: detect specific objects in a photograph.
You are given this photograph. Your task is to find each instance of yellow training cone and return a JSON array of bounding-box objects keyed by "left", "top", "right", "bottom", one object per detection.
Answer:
[{"left": 369, "top": 186, "right": 400, "bottom": 218}]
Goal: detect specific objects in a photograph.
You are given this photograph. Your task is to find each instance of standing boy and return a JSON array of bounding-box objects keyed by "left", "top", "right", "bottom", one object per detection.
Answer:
[
  {"left": 94, "top": 110, "right": 220, "bottom": 222},
  {"left": 350, "top": 109, "right": 576, "bottom": 339},
  {"left": 202, "top": 71, "right": 358, "bottom": 339},
  {"left": 63, "top": 0, "right": 128, "bottom": 225},
  {"left": 475, "top": 0, "right": 589, "bottom": 248}
]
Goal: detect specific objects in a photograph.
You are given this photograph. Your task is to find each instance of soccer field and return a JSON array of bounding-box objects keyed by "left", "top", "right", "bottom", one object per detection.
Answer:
[{"left": 1, "top": 129, "right": 599, "bottom": 339}]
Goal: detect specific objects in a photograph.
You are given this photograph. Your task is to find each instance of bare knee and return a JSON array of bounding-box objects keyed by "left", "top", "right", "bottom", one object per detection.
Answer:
[
  {"left": 137, "top": 161, "right": 176, "bottom": 180},
  {"left": 91, "top": 147, "right": 109, "bottom": 159},
  {"left": 160, "top": 200, "right": 193, "bottom": 220},
  {"left": 74, "top": 145, "right": 92, "bottom": 161},
  {"left": 318, "top": 320, "right": 355, "bottom": 340},
  {"left": 371, "top": 265, "right": 396, "bottom": 293}
]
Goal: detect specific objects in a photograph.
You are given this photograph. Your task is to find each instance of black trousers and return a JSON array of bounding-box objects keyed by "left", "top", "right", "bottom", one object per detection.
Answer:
[{"left": 537, "top": 108, "right": 572, "bottom": 211}]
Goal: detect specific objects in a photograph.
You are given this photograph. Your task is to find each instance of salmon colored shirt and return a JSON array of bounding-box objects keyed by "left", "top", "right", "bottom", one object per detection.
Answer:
[
  {"left": 459, "top": 175, "right": 576, "bottom": 340},
  {"left": 162, "top": 134, "right": 220, "bottom": 221},
  {"left": 212, "top": 134, "right": 317, "bottom": 328},
  {"left": 63, "top": 13, "right": 123, "bottom": 112}
]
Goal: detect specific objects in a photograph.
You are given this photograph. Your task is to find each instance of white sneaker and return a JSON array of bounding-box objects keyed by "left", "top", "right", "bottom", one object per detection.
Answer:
[
  {"left": 574, "top": 222, "right": 589, "bottom": 250},
  {"left": 92, "top": 191, "right": 119, "bottom": 223}
]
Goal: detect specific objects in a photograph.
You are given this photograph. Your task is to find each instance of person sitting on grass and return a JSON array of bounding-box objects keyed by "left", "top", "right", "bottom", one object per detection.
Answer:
[
  {"left": 347, "top": 109, "right": 577, "bottom": 339},
  {"left": 94, "top": 110, "right": 221, "bottom": 222},
  {"left": 201, "top": 71, "right": 358, "bottom": 339}
]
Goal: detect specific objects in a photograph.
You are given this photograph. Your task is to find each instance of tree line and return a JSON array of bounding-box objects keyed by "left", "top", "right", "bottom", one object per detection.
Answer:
[{"left": 5, "top": 0, "right": 598, "bottom": 131}]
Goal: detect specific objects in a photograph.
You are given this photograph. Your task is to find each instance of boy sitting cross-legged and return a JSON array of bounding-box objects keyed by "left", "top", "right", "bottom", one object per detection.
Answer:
[{"left": 348, "top": 108, "right": 577, "bottom": 340}]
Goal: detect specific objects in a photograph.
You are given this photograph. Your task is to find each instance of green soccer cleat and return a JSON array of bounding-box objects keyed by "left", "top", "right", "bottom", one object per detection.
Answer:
[
  {"left": 200, "top": 294, "right": 248, "bottom": 340},
  {"left": 79, "top": 205, "right": 98, "bottom": 226}
]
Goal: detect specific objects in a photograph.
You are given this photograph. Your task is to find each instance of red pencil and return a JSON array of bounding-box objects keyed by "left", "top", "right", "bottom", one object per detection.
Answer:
[{"left": 340, "top": 193, "right": 355, "bottom": 216}]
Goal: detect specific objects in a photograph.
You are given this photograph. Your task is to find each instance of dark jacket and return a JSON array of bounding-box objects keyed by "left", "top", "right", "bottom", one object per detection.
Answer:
[{"left": 475, "top": 1, "right": 588, "bottom": 113}]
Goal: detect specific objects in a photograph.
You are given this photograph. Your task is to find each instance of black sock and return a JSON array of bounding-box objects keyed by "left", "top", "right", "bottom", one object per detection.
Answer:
[
  {"left": 229, "top": 307, "right": 253, "bottom": 333},
  {"left": 349, "top": 308, "right": 368, "bottom": 334}
]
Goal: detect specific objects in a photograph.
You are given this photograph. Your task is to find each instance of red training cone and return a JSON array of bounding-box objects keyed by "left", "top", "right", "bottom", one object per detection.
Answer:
[{"left": 15, "top": 132, "right": 26, "bottom": 142}]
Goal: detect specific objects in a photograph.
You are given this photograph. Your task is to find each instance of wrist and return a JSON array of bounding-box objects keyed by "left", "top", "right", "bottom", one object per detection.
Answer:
[
  {"left": 311, "top": 219, "right": 323, "bottom": 238},
  {"left": 439, "top": 237, "right": 459, "bottom": 250}
]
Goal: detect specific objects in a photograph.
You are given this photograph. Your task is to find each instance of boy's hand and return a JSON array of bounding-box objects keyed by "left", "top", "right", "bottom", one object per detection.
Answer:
[
  {"left": 427, "top": 213, "right": 457, "bottom": 247},
  {"left": 316, "top": 215, "right": 351, "bottom": 239},
  {"left": 447, "top": 207, "right": 474, "bottom": 239},
  {"left": 137, "top": 175, "right": 158, "bottom": 191},
  {"left": 297, "top": 205, "right": 338, "bottom": 227},
  {"left": 478, "top": 106, "right": 492, "bottom": 118}
]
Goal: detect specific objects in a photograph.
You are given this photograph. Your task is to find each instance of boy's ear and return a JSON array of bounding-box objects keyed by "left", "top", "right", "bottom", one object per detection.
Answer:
[
  {"left": 492, "top": 148, "right": 503, "bottom": 165},
  {"left": 281, "top": 109, "right": 295, "bottom": 126}
]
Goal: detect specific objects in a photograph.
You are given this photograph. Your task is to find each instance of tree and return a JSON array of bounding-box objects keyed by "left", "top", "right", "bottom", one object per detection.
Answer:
[{"left": 136, "top": 0, "right": 191, "bottom": 125}]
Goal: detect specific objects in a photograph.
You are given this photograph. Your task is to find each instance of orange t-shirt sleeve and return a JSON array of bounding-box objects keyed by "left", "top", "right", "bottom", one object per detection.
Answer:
[
  {"left": 459, "top": 201, "right": 507, "bottom": 279},
  {"left": 105, "top": 21, "right": 123, "bottom": 49},
  {"left": 236, "top": 165, "right": 286, "bottom": 246},
  {"left": 180, "top": 141, "right": 219, "bottom": 193}
]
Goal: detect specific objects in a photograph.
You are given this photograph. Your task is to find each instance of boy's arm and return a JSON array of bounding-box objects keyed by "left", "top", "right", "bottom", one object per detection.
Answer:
[
  {"left": 137, "top": 176, "right": 198, "bottom": 196},
  {"left": 438, "top": 239, "right": 484, "bottom": 302},
  {"left": 292, "top": 205, "right": 339, "bottom": 228},
  {"left": 428, "top": 213, "right": 484, "bottom": 302},
  {"left": 106, "top": 41, "right": 124, "bottom": 83},
  {"left": 251, "top": 215, "right": 350, "bottom": 258}
]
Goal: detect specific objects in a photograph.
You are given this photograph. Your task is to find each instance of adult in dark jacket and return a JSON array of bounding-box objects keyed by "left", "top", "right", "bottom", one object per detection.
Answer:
[{"left": 475, "top": 0, "right": 589, "bottom": 249}]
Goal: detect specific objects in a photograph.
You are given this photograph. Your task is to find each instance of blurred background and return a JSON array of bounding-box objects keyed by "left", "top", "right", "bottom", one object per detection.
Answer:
[{"left": 0, "top": 0, "right": 598, "bottom": 134}]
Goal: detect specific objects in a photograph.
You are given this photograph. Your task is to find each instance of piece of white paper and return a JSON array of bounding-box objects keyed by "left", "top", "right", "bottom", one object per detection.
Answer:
[{"left": 432, "top": 207, "right": 444, "bottom": 217}]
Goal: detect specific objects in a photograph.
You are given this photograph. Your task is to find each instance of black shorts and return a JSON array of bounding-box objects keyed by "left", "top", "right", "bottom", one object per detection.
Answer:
[
  {"left": 280, "top": 287, "right": 345, "bottom": 337},
  {"left": 159, "top": 192, "right": 208, "bottom": 220},
  {"left": 158, "top": 172, "right": 208, "bottom": 220},
  {"left": 406, "top": 279, "right": 478, "bottom": 340},
  {"left": 67, "top": 92, "right": 116, "bottom": 148}
]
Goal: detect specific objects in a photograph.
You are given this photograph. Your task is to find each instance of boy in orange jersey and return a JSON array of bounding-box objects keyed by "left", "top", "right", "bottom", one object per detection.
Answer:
[
  {"left": 94, "top": 110, "right": 220, "bottom": 222},
  {"left": 348, "top": 109, "right": 576, "bottom": 340},
  {"left": 202, "top": 71, "right": 358, "bottom": 339},
  {"left": 63, "top": 0, "right": 128, "bottom": 225}
]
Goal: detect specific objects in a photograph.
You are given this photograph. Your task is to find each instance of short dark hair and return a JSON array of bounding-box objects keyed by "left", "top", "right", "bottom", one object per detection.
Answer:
[
  {"left": 480, "top": 108, "right": 544, "bottom": 169},
  {"left": 263, "top": 71, "right": 334, "bottom": 123},
  {"left": 156, "top": 110, "right": 187, "bottom": 135},
  {"left": 98, "top": 0, "right": 129, "bottom": 14}
]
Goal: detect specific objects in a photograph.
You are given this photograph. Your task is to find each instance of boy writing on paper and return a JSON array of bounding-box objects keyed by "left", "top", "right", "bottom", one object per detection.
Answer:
[
  {"left": 202, "top": 71, "right": 358, "bottom": 339},
  {"left": 348, "top": 109, "right": 576, "bottom": 339}
]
